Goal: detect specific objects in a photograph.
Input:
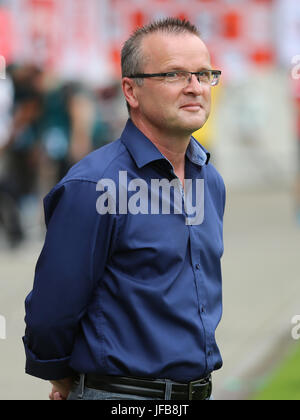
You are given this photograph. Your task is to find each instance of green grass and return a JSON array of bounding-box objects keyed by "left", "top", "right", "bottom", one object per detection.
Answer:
[{"left": 252, "top": 344, "right": 300, "bottom": 400}]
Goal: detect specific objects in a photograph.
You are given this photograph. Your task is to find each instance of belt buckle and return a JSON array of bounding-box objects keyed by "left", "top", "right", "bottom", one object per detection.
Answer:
[{"left": 188, "top": 376, "right": 211, "bottom": 400}]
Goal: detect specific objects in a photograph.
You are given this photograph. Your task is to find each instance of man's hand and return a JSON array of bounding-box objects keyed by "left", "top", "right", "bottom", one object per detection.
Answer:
[
  {"left": 49, "top": 387, "right": 64, "bottom": 400},
  {"left": 49, "top": 378, "right": 73, "bottom": 400}
]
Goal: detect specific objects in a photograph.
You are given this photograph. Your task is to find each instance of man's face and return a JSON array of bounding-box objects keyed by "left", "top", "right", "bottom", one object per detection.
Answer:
[{"left": 132, "top": 32, "right": 212, "bottom": 137}]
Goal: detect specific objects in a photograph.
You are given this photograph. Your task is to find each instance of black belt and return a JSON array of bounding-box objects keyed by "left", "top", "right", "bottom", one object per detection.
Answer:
[{"left": 75, "top": 373, "right": 212, "bottom": 400}]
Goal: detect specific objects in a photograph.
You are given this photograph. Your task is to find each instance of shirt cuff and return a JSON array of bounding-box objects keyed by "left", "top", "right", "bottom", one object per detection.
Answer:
[{"left": 22, "top": 336, "right": 76, "bottom": 381}]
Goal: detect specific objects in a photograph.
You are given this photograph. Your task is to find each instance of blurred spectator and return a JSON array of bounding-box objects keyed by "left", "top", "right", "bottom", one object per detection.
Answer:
[
  {"left": 0, "top": 63, "right": 113, "bottom": 248},
  {"left": 0, "top": 64, "right": 43, "bottom": 247},
  {"left": 38, "top": 80, "right": 112, "bottom": 195}
]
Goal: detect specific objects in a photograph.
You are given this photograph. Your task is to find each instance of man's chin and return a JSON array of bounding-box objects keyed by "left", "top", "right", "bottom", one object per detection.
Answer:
[
  {"left": 159, "top": 113, "right": 208, "bottom": 136},
  {"left": 179, "top": 119, "right": 207, "bottom": 134},
  {"left": 178, "top": 112, "right": 208, "bottom": 132}
]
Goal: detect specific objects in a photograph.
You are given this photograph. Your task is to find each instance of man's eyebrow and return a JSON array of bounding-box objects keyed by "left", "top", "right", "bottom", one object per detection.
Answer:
[
  {"left": 163, "top": 66, "right": 213, "bottom": 72},
  {"left": 161, "top": 65, "right": 185, "bottom": 72},
  {"left": 195, "top": 67, "right": 213, "bottom": 72}
]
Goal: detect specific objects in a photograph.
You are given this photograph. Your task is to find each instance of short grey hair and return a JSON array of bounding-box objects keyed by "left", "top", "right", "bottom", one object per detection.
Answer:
[{"left": 121, "top": 17, "right": 201, "bottom": 114}]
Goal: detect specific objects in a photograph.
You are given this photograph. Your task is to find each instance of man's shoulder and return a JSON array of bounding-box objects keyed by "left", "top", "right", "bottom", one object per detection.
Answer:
[
  {"left": 205, "top": 161, "right": 226, "bottom": 192},
  {"left": 45, "top": 139, "right": 127, "bottom": 200},
  {"left": 61, "top": 138, "right": 127, "bottom": 185},
  {"left": 42, "top": 139, "right": 128, "bottom": 223}
]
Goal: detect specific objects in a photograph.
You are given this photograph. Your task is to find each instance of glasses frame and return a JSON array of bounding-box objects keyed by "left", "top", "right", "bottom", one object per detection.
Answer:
[{"left": 127, "top": 70, "right": 222, "bottom": 86}]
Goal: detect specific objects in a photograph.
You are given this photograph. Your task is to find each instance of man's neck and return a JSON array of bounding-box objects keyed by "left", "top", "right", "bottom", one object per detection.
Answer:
[{"left": 131, "top": 117, "right": 190, "bottom": 182}]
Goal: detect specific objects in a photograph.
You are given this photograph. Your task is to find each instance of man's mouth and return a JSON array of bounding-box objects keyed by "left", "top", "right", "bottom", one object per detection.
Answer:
[{"left": 180, "top": 103, "right": 203, "bottom": 111}]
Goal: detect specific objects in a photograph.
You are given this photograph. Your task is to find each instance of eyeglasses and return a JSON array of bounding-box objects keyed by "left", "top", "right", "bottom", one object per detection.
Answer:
[{"left": 127, "top": 70, "right": 222, "bottom": 87}]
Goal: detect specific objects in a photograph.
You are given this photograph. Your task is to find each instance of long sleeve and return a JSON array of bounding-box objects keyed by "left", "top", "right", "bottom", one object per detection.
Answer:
[{"left": 23, "top": 179, "right": 115, "bottom": 380}]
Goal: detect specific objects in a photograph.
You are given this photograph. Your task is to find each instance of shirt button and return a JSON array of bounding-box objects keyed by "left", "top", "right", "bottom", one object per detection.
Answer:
[
  {"left": 201, "top": 306, "right": 205, "bottom": 313},
  {"left": 208, "top": 351, "right": 213, "bottom": 357},
  {"left": 195, "top": 264, "right": 200, "bottom": 270}
]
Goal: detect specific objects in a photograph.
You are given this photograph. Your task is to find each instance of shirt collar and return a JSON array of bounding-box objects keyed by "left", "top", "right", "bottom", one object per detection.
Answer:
[
  {"left": 120, "top": 119, "right": 210, "bottom": 169},
  {"left": 187, "top": 136, "right": 211, "bottom": 167}
]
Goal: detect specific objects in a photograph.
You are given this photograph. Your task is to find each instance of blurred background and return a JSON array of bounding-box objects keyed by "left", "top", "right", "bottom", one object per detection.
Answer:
[{"left": 0, "top": 0, "right": 300, "bottom": 400}]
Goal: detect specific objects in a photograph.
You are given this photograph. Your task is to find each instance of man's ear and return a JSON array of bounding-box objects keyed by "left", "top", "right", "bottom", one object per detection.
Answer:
[{"left": 122, "top": 78, "right": 139, "bottom": 110}]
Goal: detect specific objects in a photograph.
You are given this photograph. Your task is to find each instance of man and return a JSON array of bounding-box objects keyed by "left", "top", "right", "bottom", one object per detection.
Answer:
[{"left": 23, "top": 18, "right": 226, "bottom": 400}]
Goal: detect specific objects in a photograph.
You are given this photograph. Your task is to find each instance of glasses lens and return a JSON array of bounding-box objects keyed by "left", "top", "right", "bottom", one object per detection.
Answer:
[
  {"left": 210, "top": 73, "right": 219, "bottom": 86},
  {"left": 198, "top": 71, "right": 211, "bottom": 84},
  {"left": 164, "top": 72, "right": 187, "bottom": 83},
  {"left": 164, "top": 70, "right": 220, "bottom": 86}
]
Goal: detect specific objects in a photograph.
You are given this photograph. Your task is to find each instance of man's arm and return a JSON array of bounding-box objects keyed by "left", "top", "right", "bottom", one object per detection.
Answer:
[{"left": 23, "top": 179, "right": 115, "bottom": 383}]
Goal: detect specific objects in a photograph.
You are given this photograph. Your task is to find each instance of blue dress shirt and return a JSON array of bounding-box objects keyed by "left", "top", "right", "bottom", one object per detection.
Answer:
[{"left": 23, "top": 119, "right": 226, "bottom": 382}]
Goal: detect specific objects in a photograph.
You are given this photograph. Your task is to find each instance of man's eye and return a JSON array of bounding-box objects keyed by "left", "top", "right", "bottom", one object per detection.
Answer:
[
  {"left": 199, "top": 71, "right": 210, "bottom": 80},
  {"left": 165, "top": 73, "right": 178, "bottom": 78}
]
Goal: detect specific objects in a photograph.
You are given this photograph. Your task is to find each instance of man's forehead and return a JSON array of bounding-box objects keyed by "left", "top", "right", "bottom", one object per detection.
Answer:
[{"left": 141, "top": 32, "right": 210, "bottom": 68}]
